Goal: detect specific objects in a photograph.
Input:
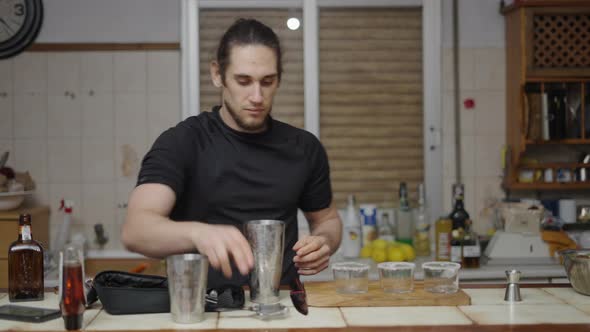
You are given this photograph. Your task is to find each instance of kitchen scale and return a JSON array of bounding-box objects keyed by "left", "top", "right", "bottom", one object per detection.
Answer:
[{"left": 484, "top": 231, "right": 557, "bottom": 265}]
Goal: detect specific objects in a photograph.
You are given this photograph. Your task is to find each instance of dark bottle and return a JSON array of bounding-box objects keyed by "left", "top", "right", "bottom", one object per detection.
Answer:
[
  {"left": 60, "top": 246, "right": 86, "bottom": 330},
  {"left": 449, "top": 184, "right": 469, "bottom": 264},
  {"left": 8, "top": 213, "right": 44, "bottom": 302}
]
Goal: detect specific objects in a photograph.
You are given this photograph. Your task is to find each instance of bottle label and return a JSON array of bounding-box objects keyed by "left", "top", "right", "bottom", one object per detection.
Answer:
[
  {"left": 342, "top": 226, "right": 362, "bottom": 258},
  {"left": 463, "top": 244, "right": 481, "bottom": 258},
  {"left": 359, "top": 205, "right": 377, "bottom": 226},
  {"left": 21, "top": 226, "right": 32, "bottom": 241},
  {"left": 450, "top": 245, "right": 462, "bottom": 263},
  {"left": 436, "top": 232, "right": 450, "bottom": 260}
]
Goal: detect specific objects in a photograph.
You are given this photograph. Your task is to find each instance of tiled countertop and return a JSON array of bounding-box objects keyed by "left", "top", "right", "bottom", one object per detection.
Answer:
[{"left": 1, "top": 285, "right": 590, "bottom": 331}]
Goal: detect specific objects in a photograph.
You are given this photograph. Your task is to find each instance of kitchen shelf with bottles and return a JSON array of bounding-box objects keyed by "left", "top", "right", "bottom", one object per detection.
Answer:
[{"left": 505, "top": 78, "right": 590, "bottom": 190}]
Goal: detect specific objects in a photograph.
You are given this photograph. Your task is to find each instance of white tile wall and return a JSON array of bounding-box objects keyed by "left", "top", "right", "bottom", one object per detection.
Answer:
[
  {"left": 0, "top": 57, "right": 13, "bottom": 93},
  {"left": 0, "top": 95, "right": 13, "bottom": 138},
  {"left": 48, "top": 94, "right": 82, "bottom": 137},
  {"left": 441, "top": 47, "right": 507, "bottom": 233},
  {"left": 47, "top": 53, "right": 81, "bottom": 95},
  {"left": 2, "top": 50, "right": 181, "bottom": 251},
  {"left": 81, "top": 138, "right": 115, "bottom": 183},
  {"left": 114, "top": 52, "right": 147, "bottom": 92},
  {"left": 147, "top": 51, "right": 180, "bottom": 93},
  {"left": 81, "top": 92, "right": 115, "bottom": 138},
  {"left": 47, "top": 138, "right": 82, "bottom": 183},
  {"left": 0, "top": 140, "right": 13, "bottom": 156},
  {"left": 114, "top": 93, "right": 148, "bottom": 138},
  {"left": 147, "top": 93, "right": 181, "bottom": 143},
  {"left": 13, "top": 53, "right": 47, "bottom": 93},
  {"left": 13, "top": 93, "right": 47, "bottom": 138},
  {"left": 81, "top": 52, "right": 114, "bottom": 93},
  {"left": 13, "top": 138, "right": 48, "bottom": 182},
  {"left": 473, "top": 48, "right": 505, "bottom": 91}
]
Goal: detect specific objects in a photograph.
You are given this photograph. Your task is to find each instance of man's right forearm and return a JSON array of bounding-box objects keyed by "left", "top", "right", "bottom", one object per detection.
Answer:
[{"left": 121, "top": 210, "right": 203, "bottom": 259}]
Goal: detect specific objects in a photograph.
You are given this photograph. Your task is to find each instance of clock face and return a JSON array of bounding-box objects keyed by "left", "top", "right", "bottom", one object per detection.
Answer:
[
  {"left": 0, "top": 0, "right": 42, "bottom": 59},
  {"left": 0, "top": 0, "right": 27, "bottom": 43}
]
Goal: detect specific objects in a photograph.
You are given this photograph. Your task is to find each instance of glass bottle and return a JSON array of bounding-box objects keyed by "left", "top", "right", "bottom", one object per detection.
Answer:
[
  {"left": 435, "top": 216, "right": 453, "bottom": 261},
  {"left": 449, "top": 184, "right": 469, "bottom": 264},
  {"left": 413, "top": 183, "right": 431, "bottom": 256},
  {"left": 377, "top": 211, "right": 395, "bottom": 242},
  {"left": 341, "top": 194, "right": 362, "bottom": 257},
  {"left": 396, "top": 182, "right": 414, "bottom": 245},
  {"left": 60, "top": 246, "right": 86, "bottom": 330},
  {"left": 461, "top": 219, "right": 481, "bottom": 268},
  {"left": 8, "top": 213, "right": 44, "bottom": 302}
]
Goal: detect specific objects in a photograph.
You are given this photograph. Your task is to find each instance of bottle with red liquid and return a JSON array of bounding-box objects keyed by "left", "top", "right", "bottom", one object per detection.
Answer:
[{"left": 59, "top": 246, "right": 86, "bottom": 330}]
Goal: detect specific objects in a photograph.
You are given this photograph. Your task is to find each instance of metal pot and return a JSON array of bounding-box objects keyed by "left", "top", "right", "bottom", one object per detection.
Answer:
[{"left": 560, "top": 249, "right": 590, "bottom": 296}]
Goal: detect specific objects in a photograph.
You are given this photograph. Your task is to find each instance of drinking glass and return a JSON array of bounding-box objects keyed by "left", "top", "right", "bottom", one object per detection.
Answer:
[
  {"left": 378, "top": 262, "right": 415, "bottom": 293},
  {"left": 422, "top": 262, "right": 461, "bottom": 294}
]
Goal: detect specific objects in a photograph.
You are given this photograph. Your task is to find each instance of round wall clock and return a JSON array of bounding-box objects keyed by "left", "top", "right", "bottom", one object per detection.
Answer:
[{"left": 0, "top": 0, "right": 43, "bottom": 60}]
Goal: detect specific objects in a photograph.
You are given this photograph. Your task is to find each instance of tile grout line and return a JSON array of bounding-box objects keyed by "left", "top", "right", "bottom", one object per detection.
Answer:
[
  {"left": 538, "top": 287, "right": 568, "bottom": 304},
  {"left": 456, "top": 305, "right": 478, "bottom": 326},
  {"left": 568, "top": 304, "right": 590, "bottom": 318},
  {"left": 84, "top": 308, "right": 104, "bottom": 330},
  {"left": 544, "top": 287, "right": 590, "bottom": 306},
  {"left": 337, "top": 307, "right": 350, "bottom": 327}
]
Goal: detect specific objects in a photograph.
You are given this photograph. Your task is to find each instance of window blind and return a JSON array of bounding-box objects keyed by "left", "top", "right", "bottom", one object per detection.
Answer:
[
  {"left": 319, "top": 8, "right": 424, "bottom": 207},
  {"left": 199, "top": 9, "right": 304, "bottom": 128}
]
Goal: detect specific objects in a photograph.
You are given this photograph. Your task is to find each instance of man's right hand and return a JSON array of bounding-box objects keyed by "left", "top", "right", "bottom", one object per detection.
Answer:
[
  {"left": 123, "top": 184, "right": 254, "bottom": 279},
  {"left": 191, "top": 223, "right": 254, "bottom": 278}
]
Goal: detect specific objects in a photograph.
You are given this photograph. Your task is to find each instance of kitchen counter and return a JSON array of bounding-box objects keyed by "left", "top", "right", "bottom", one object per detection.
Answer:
[
  {"left": 1, "top": 283, "right": 590, "bottom": 331},
  {"left": 41, "top": 253, "right": 568, "bottom": 288}
]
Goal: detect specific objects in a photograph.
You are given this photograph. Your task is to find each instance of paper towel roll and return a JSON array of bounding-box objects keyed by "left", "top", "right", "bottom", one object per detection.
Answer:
[{"left": 559, "top": 199, "right": 577, "bottom": 224}]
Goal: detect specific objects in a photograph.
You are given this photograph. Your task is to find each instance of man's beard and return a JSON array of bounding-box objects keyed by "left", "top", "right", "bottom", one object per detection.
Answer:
[{"left": 224, "top": 100, "right": 270, "bottom": 132}]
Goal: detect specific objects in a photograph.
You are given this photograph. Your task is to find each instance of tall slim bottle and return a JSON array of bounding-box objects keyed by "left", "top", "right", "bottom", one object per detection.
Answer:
[
  {"left": 341, "top": 194, "right": 362, "bottom": 257},
  {"left": 413, "top": 183, "right": 431, "bottom": 256},
  {"left": 449, "top": 184, "right": 469, "bottom": 264},
  {"left": 8, "top": 213, "right": 44, "bottom": 302},
  {"left": 60, "top": 246, "right": 86, "bottom": 330},
  {"left": 396, "top": 182, "right": 414, "bottom": 245}
]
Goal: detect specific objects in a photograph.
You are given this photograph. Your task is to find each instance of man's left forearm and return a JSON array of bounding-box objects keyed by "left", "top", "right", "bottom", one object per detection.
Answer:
[{"left": 309, "top": 214, "right": 342, "bottom": 255}]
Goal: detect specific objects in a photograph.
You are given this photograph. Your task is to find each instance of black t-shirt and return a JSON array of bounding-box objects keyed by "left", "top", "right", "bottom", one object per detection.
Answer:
[{"left": 137, "top": 106, "right": 332, "bottom": 288}]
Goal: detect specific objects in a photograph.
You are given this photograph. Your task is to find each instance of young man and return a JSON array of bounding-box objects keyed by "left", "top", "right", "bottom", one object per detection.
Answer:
[{"left": 122, "top": 18, "right": 342, "bottom": 288}]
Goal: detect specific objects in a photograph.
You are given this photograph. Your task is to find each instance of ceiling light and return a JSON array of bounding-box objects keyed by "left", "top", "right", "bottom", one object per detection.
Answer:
[{"left": 287, "top": 17, "right": 300, "bottom": 31}]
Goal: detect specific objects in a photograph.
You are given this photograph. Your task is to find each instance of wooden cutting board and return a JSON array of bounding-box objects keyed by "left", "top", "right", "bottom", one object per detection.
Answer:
[{"left": 306, "top": 281, "right": 471, "bottom": 307}]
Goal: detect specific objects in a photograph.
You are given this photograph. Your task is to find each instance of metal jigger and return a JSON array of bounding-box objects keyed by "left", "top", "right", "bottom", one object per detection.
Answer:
[{"left": 504, "top": 270, "right": 522, "bottom": 302}]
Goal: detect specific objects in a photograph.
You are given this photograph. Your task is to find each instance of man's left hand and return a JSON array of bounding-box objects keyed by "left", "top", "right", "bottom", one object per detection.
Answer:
[{"left": 292, "top": 235, "right": 331, "bottom": 275}]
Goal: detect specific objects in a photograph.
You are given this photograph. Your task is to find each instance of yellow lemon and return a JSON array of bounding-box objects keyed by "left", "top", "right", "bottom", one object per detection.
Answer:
[
  {"left": 387, "top": 246, "right": 405, "bottom": 261},
  {"left": 388, "top": 241, "right": 400, "bottom": 249},
  {"left": 372, "top": 239, "right": 389, "bottom": 249},
  {"left": 371, "top": 249, "right": 388, "bottom": 263},
  {"left": 360, "top": 246, "right": 373, "bottom": 258},
  {"left": 400, "top": 244, "right": 416, "bottom": 261}
]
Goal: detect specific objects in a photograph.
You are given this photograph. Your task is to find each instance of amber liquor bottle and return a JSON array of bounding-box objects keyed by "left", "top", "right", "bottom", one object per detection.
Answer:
[{"left": 8, "top": 213, "right": 44, "bottom": 302}]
